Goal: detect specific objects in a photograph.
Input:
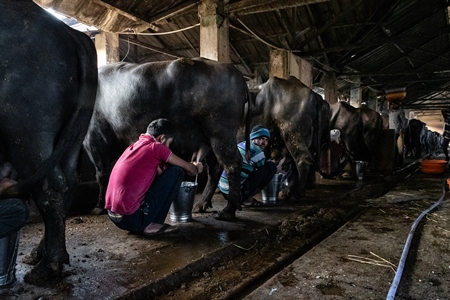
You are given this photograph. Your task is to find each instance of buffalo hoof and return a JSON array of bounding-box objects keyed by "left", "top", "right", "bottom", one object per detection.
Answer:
[
  {"left": 90, "top": 206, "right": 106, "bottom": 215},
  {"left": 24, "top": 260, "right": 63, "bottom": 286},
  {"left": 192, "top": 199, "right": 212, "bottom": 213},
  {"left": 22, "top": 253, "right": 40, "bottom": 265},
  {"left": 278, "top": 190, "right": 304, "bottom": 202},
  {"left": 215, "top": 210, "right": 236, "bottom": 222}
]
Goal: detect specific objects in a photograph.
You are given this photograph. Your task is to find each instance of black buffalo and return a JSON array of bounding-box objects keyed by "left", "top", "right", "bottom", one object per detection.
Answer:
[
  {"left": 404, "top": 119, "right": 426, "bottom": 158},
  {"left": 83, "top": 58, "right": 249, "bottom": 222},
  {"left": 0, "top": 0, "right": 97, "bottom": 284},
  {"left": 330, "top": 102, "right": 382, "bottom": 165},
  {"left": 424, "top": 129, "right": 441, "bottom": 155},
  {"left": 250, "top": 76, "right": 330, "bottom": 199},
  {"left": 360, "top": 104, "right": 383, "bottom": 164}
]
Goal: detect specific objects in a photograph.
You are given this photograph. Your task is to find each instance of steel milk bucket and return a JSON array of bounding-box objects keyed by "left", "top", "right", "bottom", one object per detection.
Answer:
[
  {"left": 352, "top": 160, "right": 368, "bottom": 180},
  {"left": 169, "top": 181, "right": 198, "bottom": 222},
  {"left": 261, "top": 173, "right": 283, "bottom": 204}
]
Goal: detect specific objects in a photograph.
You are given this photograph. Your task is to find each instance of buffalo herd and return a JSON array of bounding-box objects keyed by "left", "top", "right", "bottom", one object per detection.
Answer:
[{"left": 1, "top": 0, "right": 445, "bottom": 285}]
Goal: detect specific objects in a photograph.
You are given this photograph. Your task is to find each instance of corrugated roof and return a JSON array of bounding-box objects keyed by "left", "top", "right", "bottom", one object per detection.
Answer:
[{"left": 36, "top": 0, "right": 450, "bottom": 112}]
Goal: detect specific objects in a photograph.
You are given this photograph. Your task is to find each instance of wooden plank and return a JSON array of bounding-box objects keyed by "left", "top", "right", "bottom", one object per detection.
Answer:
[{"left": 227, "top": 0, "right": 329, "bottom": 15}]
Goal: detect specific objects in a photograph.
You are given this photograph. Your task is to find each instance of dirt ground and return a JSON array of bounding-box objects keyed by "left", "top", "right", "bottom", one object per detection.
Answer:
[{"left": 1, "top": 157, "right": 449, "bottom": 299}]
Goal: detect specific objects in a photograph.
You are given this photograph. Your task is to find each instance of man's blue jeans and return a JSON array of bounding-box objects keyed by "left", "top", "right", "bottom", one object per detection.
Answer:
[
  {"left": 0, "top": 199, "right": 28, "bottom": 238},
  {"left": 0, "top": 198, "right": 28, "bottom": 287},
  {"left": 114, "top": 166, "right": 184, "bottom": 233},
  {"left": 241, "top": 161, "right": 277, "bottom": 201},
  {"left": 221, "top": 161, "right": 277, "bottom": 203}
]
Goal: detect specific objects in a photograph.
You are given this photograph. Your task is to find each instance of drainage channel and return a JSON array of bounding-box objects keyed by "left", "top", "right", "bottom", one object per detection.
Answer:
[{"left": 118, "top": 162, "right": 419, "bottom": 300}]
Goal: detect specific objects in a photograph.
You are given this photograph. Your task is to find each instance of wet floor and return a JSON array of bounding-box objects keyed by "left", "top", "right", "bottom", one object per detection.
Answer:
[
  {"left": 1, "top": 156, "right": 446, "bottom": 299},
  {"left": 245, "top": 163, "right": 450, "bottom": 300}
]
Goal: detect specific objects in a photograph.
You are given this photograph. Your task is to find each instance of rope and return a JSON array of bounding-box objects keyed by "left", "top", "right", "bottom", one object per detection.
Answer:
[
  {"left": 120, "top": 23, "right": 200, "bottom": 36},
  {"left": 235, "top": 17, "right": 285, "bottom": 51}
]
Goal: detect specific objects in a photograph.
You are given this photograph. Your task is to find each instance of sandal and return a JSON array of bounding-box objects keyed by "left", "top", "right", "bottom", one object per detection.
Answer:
[
  {"left": 143, "top": 224, "right": 179, "bottom": 236},
  {"left": 250, "top": 199, "right": 264, "bottom": 207},
  {"left": 242, "top": 198, "right": 264, "bottom": 207}
]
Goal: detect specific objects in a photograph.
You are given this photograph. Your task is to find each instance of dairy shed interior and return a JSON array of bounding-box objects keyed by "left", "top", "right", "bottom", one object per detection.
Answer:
[
  {"left": 37, "top": 0, "right": 450, "bottom": 131},
  {"left": 2, "top": 1, "right": 450, "bottom": 299}
]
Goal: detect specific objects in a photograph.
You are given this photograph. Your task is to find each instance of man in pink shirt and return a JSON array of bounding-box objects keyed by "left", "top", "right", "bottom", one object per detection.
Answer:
[{"left": 105, "top": 118, "right": 203, "bottom": 236}]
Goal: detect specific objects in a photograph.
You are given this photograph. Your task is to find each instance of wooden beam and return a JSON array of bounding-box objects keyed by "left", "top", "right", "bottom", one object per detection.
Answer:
[
  {"left": 412, "top": 99, "right": 450, "bottom": 102},
  {"left": 339, "top": 71, "right": 450, "bottom": 77},
  {"left": 294, "top": 29, "right": 450, "bottom": 57},
  {"left": 227, "top": 0, "right": 329, "bottom": 16},
  {"left": 97, "top": 0, "right": 158, "bottom": 32},
  {"left": 172, "top": 20, "right": 200, "bottom": 56},
  {"left": 294, "top": 0, "right": 364, "bottom": 51},
  {"left": 145, "top": 0, "right": 200, "bottom": 25},
  {"left": 335, "top": 0, "right": 400, "bottom": 66},
  {"left": 119, "top": 38, "right": 181, "bottom": 59}
]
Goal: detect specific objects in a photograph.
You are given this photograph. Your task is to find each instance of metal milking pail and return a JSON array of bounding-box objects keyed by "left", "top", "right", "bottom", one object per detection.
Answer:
[
  {"left": 352, "top": 160, "right": 369, "bottom": 180},
  {"left": 261, "top": 170, "right": 289, "bottom": 204},
  {"left": 169, "top": 181, "right": 198, "bottom": 222}
]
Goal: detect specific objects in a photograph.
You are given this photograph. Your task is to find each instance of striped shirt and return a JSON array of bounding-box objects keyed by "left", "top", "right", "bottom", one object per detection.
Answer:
[
  {"left": 218, "top": 141, "right": 266, "bottom": 195},
  {"left": 443, "top": 109, "right": 450, "bottom": 139}
]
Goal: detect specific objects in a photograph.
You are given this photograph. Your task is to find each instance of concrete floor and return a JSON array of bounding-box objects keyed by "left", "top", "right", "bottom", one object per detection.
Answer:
[
  {"left": 245, "top": 167, "right": 450, "bottom": 300},
  {"left": 1, "top": 156, "right": 449, "bottom": 299}
]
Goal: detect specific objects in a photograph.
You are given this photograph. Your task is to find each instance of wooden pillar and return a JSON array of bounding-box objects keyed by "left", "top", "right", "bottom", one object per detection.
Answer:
[
  {"left": 95, "top": 32, "right": 119, "bottom": 67},
  {"left": 367, "top": 89, "right": 377, "bottom": 110},
  {"left": 198, "top": 0, "right": 230, "bottom": 62},
  {"left": 349, "top": 77, "right": 362, "bottom": 108},
  {"left": 323, "top": 72, "right": 338, "bottom": 103},
  {"left": 269, "top": 50, "right": 312, "bottom": 88}
]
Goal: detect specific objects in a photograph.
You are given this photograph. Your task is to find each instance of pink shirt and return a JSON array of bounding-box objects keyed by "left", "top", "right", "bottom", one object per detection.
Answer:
[{"left": 105, "top": 134, "right": 172, "bottom": 215}]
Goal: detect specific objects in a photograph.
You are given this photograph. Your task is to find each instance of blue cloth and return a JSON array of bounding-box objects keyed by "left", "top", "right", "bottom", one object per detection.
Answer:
[
  {"left": 112, "top": 166, "right": 184, "bottom": 233},
  {"left": 250, "top": 128, "right": 270, "bottom": 140},
  {"left": 0, "top": 199, "right": 28, "bottom": 239}
]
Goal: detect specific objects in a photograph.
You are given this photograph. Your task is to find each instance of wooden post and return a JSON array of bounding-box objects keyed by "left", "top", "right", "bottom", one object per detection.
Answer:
[
  {"left": 269, "top": 50, "right": 312, "bottom": 88},
  {"left": 367, "top": 89, "right": 377, "bottom": 110},
  {"left": 95, "top": 32, "right": 119, "bottom": 67},
  {"left": 323, "top": 72, "right": 338, "bottom": 103},
  {"left": 349, "top": 76, "right": 361, "bottom": 108},
  {"left": 198, "top": 0, "right": 230, "bottom": 62}
]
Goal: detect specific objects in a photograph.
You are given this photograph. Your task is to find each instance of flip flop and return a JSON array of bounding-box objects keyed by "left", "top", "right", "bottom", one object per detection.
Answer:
[
  {"left": 250, "top": 199, "right": 264, "bottom": 207},
  {"left": 143, "top": 224, "right": 179, "bottom": 236},
  {"left": 242, "top": 198, "right": 264, "bottom": 207}
]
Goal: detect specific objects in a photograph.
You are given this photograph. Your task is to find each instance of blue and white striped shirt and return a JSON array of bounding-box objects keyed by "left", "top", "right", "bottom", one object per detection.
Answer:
[{"left": 218, "top": 141, "right": 266, "bottom": 195}]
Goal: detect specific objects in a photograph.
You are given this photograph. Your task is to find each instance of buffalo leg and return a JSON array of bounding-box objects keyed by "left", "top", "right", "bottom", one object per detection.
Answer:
[
  {"left": 193, "top": 153, "right": 222, "bottom": 213},
  {"left": 24, "top": 131, "right": 83, "bottom": 285},
  {"left": 84, "top": 128, "right": 123, "bottom": 215},
  {"left": 207, "top": 138, "right": 242, "bottom": 221},
  {"left": 22, "top": 163, "right": 73, "bottom": 284},
  {"left": 284, "top": 142, "right": 313, "bottom": 200}
]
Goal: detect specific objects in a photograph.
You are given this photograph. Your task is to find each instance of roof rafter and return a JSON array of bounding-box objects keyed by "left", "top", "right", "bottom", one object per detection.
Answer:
[
  {"left": 227, "top": 0, "right": 328, "bottom": 16},
  {"left": 294, "top": 29, "right": 450, "bottom": 56}
]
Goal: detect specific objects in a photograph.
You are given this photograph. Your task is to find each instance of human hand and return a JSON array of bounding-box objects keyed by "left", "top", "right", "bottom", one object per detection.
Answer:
[
  {"left": 192, "top": 162, "right": 204, "bottom": 174},
  {"left": 276, "top": 157, "right": 285, "bottom": 174},
  {"left": 0, "top": 178, "right": 18, "bottom": 193},
  {"left": 276, "top": 164, "right": 283, "bottom": 174}
]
